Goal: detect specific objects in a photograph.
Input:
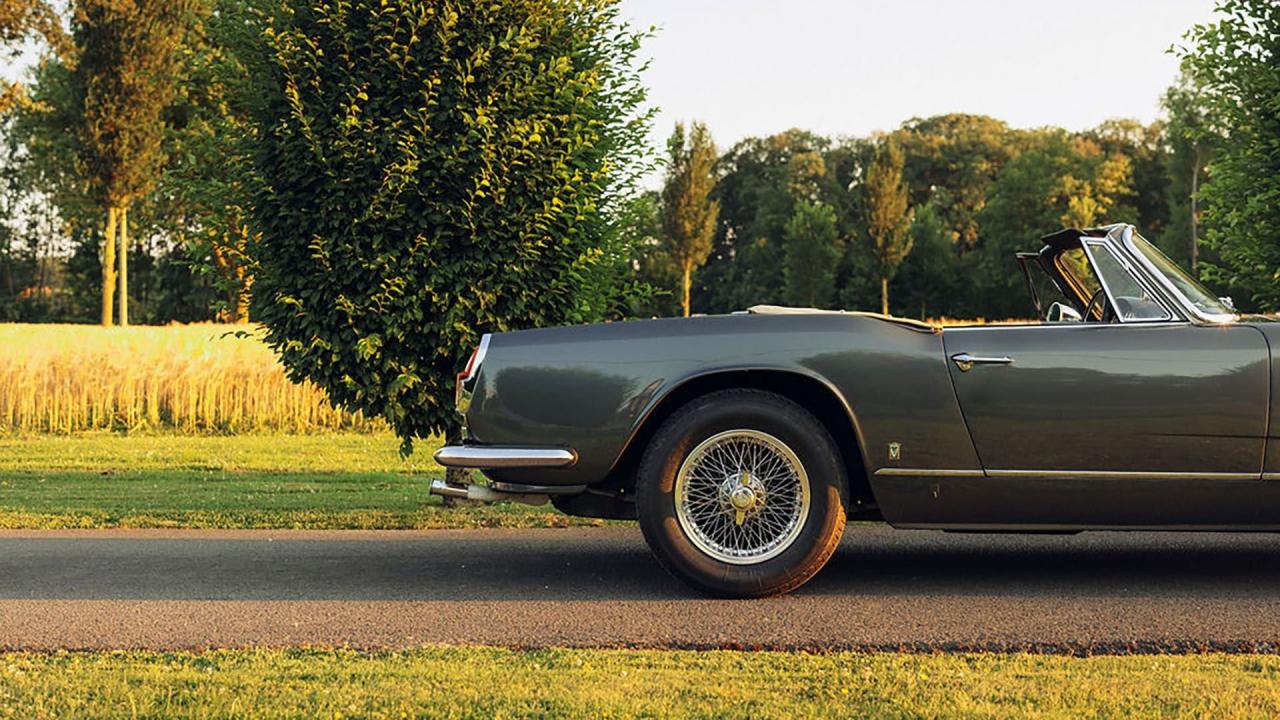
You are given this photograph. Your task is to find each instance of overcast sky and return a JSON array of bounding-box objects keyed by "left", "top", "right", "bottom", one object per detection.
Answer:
[{"left": 620, "top": 0, "right": 1218, "bottom": 175}]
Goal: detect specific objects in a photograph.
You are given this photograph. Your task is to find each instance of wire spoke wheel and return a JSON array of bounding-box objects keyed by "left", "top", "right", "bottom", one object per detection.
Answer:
[{"left": 674, "top": 429, "right": 811, "bottom": 565}]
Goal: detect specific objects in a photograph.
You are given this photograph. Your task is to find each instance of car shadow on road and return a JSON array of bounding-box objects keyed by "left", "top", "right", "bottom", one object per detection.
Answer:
[
  {"left": 6, "top": 527, "right": 1280, "bottom": 602},
  {"left": 803, "top": 529, "right": 1280, "bottom": 599}
]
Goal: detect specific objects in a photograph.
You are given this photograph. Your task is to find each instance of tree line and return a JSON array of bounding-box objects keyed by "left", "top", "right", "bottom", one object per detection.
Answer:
[
  {"left": 1, "top": 0, "right": 1276, "bottom": 330},
  {"left": 641, "top": 105, "right": 1218, "bottom": 320}
]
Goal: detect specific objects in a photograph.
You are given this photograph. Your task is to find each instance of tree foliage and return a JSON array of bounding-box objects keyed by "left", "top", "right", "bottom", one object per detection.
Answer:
[
  {"left": 0, "top": 0, "right": 72, "bottom": 112},
  {"left": 1161, "top": 70, "right": 1218, "bottom": 274},
  {"left": 864, "top": 139, "right": 913, "bottom": 315},
  {"left": 165, "top": 0, "right": 268, "bottom": 323},
  {"left": 781, "top": 199, "right": 838, "bottom": 308},
  {"left": 1178, "top": 0, "right": 1280, "bottom": 309},
  {"left": 974, "top": 130, "right": 1134, "bottom": 317},
  {"left": 71, "top": 0, "right": 198, "bottom": 208},
  {"left": 695, "top": 130, "right": 834, "bottom": 313},
  {"left": 890, "top": 114, "right": 1012, "bottom": 253},
  {"left": 247, "top": 0, "right": 652, "bottom": 450},
  {"left": 660, "top": 121, "right": 719, "bottom": 317}
]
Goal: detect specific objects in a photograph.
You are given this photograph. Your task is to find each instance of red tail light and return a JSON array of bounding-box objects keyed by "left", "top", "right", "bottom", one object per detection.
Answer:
[{"left": 455, "top": 334, "right": 491, "bottom": 412}]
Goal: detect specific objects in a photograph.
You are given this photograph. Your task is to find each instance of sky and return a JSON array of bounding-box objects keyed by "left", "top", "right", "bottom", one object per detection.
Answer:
[
  {"left": 2, "top": 0, "right": 1219, "bottom": 176},
  {"left": 620, "top": 0, "right": 1218, "bottom": 180}
]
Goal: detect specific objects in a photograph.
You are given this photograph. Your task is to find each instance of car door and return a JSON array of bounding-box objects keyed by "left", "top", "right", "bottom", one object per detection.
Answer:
[
  {"left": 943, "top": 322, "right": 1269, "bottom": 476},
  {"left": 937, "top": 240, "right": 1270, "bottom": 526}
]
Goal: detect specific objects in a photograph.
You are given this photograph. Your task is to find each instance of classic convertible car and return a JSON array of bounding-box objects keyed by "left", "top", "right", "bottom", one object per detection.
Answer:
[{"left": 432, "top": 223, "right": 1278, "bottom": 597}]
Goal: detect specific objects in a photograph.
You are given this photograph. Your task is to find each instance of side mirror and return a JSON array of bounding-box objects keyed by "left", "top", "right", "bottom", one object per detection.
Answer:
[
  {"left": 1046, "top": 302, "right": 1082, "bottom": 323},
  {"left": 1219, "top": 296, "right": 1237, "bottom": 312}
]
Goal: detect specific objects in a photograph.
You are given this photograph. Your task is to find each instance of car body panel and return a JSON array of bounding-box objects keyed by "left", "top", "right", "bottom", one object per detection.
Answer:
[
  {"left": 882, "top": 474, "right": 1280, "bottom": 529},
  {"left": 860, "top": 322, "right": 1270, "bottom": 527},
  {"left": 942, "top": 322, "right": 1269, "bottom": 474},
  {"left": 1251, "top": 322, "right": 1280, "bottom": 481},
  {"left": 466, "top": 313, "right": 981, "bottom": 487}
]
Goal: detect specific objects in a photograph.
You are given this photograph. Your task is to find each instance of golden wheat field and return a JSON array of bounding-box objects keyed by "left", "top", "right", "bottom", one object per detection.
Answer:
[{"left": 0, "top": 324, "right": 384, "bottom": 434}]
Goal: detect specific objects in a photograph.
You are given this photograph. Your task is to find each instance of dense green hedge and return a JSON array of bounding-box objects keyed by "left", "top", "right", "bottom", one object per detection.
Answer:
[{"left": 247, "top": 0, "right": 649, "bottom": 450}]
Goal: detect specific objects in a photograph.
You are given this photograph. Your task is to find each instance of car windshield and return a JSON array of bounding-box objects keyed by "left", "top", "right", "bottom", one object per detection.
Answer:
[{"left": 1129, "top": 233, "right": 1235, "bottom": 318}]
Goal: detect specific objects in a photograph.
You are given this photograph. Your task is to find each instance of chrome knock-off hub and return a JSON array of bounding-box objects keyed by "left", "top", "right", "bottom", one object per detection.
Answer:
[{"left": 722, "top": 472, "right": 765, "bottom": 524}]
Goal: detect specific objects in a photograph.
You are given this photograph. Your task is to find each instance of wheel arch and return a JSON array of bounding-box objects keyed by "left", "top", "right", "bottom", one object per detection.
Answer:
[{"left": 601, "top": 368, "right": 878, "bottom": 517}]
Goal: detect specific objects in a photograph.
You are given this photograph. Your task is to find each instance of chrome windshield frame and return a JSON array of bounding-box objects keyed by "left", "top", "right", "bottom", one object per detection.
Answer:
[
  {"left": 1117, "top": 225, "right": 1238, "bottom": 325},
  {"left": 1079, "top": 238, "right": 1175, "bottom": 323}
]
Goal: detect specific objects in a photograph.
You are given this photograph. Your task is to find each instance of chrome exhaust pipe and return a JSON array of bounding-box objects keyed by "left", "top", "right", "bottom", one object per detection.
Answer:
[{"left": 429, "top": 479, "right": 549, "bottom": 507}]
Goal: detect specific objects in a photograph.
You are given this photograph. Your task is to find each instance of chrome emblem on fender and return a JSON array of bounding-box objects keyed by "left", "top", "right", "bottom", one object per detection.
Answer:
[{"left": 888, "top": 442, "right": 901, "bottom": 461}]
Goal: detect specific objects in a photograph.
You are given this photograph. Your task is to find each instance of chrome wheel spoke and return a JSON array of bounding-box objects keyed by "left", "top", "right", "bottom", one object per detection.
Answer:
[{"left": 673, "top": 429, "right": 811, "bottom": 565}]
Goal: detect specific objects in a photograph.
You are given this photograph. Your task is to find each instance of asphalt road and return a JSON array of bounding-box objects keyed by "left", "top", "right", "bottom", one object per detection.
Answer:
[{"left": 4, "top": 525, "right": 1280, "bottom": 653}]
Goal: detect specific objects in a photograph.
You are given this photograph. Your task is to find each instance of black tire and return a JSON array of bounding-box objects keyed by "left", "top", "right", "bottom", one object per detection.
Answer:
[{"left": 636, "top": 389, "right": 847, "bottom": 598}]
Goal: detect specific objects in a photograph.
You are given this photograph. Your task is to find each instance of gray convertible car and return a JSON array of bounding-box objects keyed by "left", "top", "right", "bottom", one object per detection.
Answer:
[{"left": 432, "top": 223, "right": 1278, "bottom": 597}]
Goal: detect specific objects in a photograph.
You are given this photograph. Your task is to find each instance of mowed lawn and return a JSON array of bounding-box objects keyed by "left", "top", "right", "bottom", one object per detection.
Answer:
[
  {"left": 3, "top": 647, "right": 1280, "bottom": 719},
  {"left": 0, "top": 433, "right": 595, "bottom": 529}
]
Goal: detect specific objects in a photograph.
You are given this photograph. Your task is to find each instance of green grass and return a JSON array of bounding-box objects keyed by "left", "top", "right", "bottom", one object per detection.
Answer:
[
  {"left": 2, "top": 647, "right": 1280, "bottom": 719},
  {"left": 0, "top": 433, "right": 599, "bottom": 529}
]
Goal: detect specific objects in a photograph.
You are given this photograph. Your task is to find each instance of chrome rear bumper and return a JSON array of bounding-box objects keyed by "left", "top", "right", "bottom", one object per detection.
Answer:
[{"left": 433, "top": 445, "right": 578, "bottom": 469}]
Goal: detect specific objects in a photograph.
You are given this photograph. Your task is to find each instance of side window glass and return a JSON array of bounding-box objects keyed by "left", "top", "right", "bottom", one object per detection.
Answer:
[
  {"left": 1084, "top": 242, "right": 1171, "bottom": 322},
  {"left": 1020, "top": 255, "right": 1075, "bottom": 320},
  {"left": 1055, "top": 248, "right": 1103, "bottom": 318}
]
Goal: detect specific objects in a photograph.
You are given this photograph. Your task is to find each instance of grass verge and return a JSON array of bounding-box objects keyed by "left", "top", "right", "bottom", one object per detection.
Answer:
[
  {"left": 0, "top": 433, "right": 602, "bottom": 529},
  {"left": 2, "top": 647, "right": 1280, "bottom": 719}
]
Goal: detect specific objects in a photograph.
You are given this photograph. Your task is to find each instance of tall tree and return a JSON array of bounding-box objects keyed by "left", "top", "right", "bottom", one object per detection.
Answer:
[
  {"left": 1178, "top": 0, "right": 1280, "bottom": 310},
  {"left": 69, "top": 0, "right": 197, "bottom": 326},
  {"left": 864, "top": 139, "right": 914, "bottom": 315},
  {"left": 782, "top": 199, "right": 839, "bottom": 308},
  {"left": 1162, "top": 71, "right": 1217, "bottom": 274},
  {"left": 660, "top": 121, "right": 719, "bottom": 316}
]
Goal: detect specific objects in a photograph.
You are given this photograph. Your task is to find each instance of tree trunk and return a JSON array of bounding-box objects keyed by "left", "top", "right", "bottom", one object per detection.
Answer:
[
  {"left": 880, "top": 276, "right": 889, "bottom": 316},
  {"left": 100, "top": 206, "right": 117, "bottom": 327},
  {"left": 234, "top": 222, "right": 251, "bottom": 323},
  {"left": 119, "top": 205, "right": 129, "bottom": 327},
  {"left": 681, "top": 262, "right": 692, "bottom": 317},
  {"left": 0, "top": 256, "right": 13, "bottom": 300},
  {"left": 1190, "top": 145, "right": 1201, "bottom": 276}
]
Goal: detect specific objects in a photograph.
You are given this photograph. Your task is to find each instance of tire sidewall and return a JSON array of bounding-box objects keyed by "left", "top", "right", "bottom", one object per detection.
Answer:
[{"left": 637, "top": 391, "right": 846, "bottom": 597}]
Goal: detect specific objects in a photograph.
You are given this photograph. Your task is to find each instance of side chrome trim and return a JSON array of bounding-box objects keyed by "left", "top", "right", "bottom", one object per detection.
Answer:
[
  {"left": 895, "top": 522, "right": 1280, "bottom": 532},
  {"left": 943, "top": 321, "right": 1193, "bottom": 331},
  {"left": 1261, "top": 473, "right": 1280, "bottom": 482},
  {"left": 874, "top": 468, "right": 985, "bottom": 478},
  {"left": 874, "top": 468, "right": 1261, "bottom": 481},
  {"left": 434, "top": 445, "right": 578, "bottom": 469},
  {"left": 986, "top": 469, "right": 1258, "bottom": 481}
]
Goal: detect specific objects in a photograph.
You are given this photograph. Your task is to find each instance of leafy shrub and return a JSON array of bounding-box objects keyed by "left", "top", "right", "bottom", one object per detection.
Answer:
[{"left": 247, "top": 0, "right": 651, "bottom": 450}]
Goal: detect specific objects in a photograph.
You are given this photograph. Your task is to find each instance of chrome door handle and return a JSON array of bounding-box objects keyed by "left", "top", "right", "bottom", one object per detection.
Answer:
[{"left": 951, "top": 353, "right": 1014, "bottom": 372}]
